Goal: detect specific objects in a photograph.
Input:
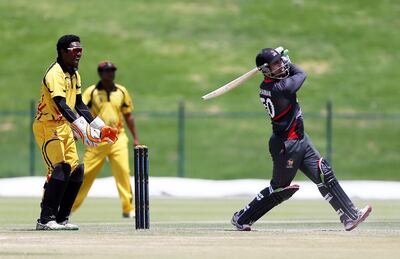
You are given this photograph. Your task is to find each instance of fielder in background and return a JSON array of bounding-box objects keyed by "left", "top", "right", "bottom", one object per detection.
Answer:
[
  {"left": 231, "top": 47, "right": 372, "bottom": 231},
  {"left": 72, "top": 61, "right": 140, "bottom": 218},
  {"left": 33, "top": 35, "right": 118, "bottom": 230}
]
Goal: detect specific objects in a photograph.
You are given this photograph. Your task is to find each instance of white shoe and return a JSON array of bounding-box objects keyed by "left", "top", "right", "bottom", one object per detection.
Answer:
[
  {"left": 122, "top": 210, "right": 135, "bottom": 219},
  {"left": 58, "top": 220, "right": 79, "bottom": 230},
  {"left": 231, "top": 212, "right": 251, "bottom": 231},
  {"left": 36, "top": 220, "right": 66, "bottom": 231},
  {"left": 344, "top": 205, "right": 372, "bottom": 231}
]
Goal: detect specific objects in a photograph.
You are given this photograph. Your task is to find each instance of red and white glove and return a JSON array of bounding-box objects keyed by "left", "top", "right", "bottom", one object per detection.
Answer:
[
  {"left": 90, "top": 117, "right": 118, "bottom": 144},
  {"left": 71, "top": 117, "right": 101, "bottom": 147}
]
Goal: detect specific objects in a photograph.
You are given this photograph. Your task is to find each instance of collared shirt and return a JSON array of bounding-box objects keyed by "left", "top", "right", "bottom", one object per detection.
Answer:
[
  {"left": 82, "top": 82, "right": 133, "bottom": 132},
  {"left": 35, "top": 58, "right": 81, "bottom": 122}
]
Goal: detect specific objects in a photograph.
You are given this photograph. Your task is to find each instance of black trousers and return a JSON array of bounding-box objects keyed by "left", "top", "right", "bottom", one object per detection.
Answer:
[{"left": 269, "top": 133, "right": 323, "bottom": 189}]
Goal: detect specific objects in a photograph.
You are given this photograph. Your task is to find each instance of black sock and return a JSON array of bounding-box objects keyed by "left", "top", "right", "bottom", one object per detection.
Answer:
[
  {"left": 40, "top": 163, "right": 71, "bottom": 224},
  {"left": 56, "top": 164, "right": 84, "bottom": 223}
]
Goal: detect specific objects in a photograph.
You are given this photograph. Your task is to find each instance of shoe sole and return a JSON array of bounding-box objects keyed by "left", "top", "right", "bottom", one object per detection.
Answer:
[
  {"left": 345, "top": 205, "right": 372, "bottom": 231},
  {"left": 230, "top": 217, "right": 251, "bottom": 231},
  {"left": 36, "top": 225, "right": 65, "bottom": 231}
]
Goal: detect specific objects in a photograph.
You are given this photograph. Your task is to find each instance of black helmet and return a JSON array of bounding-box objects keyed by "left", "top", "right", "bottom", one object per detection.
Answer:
[
  {"left": 255, "top": 48, "right": 282, "bottom": 67},
  {"left": 255, "top": 48, "right": 289, "bottom": 79}
]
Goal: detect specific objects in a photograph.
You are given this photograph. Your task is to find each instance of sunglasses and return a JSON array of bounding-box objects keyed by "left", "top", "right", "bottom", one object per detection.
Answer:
[{"left": 67, "top": 47, "right": 83, "bottom": 55}]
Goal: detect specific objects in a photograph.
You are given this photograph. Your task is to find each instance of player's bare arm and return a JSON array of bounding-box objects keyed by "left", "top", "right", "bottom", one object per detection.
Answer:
[{"left": 124, "top": 112, "right": 140, "bottom": 146}]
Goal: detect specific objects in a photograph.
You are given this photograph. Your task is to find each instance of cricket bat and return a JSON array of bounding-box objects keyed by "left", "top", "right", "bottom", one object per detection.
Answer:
[{"left": 201, "top": 67, "right": 259, "bottom": 101}]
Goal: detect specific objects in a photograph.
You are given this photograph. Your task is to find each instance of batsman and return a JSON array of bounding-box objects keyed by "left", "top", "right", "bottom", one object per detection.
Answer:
[
  {"left": 33, "top": 35, "right": 118, "bottom": 230},
  {"left": 231, "top": 47, "right": 372, "bottom": 231}
]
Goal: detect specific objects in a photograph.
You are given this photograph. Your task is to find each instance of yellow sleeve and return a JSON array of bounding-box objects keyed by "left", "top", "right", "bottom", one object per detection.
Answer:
[
  {"left": 82, "top": 85, "right": 95, "bottom": 106},
  {"left": 76, "top": 72, "right": 82, "bottom": 95},
  {"left": 121, "top": 87, "right": 133, "bottom": 114},
  {"left": 45, "top": 69, "right": 66, "bottom": 98}
]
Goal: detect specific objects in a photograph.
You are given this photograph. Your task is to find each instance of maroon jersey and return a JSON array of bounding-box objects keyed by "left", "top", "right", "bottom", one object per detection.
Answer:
[{"left": 259, "top": 64, "right": 306, "bottom": 140}]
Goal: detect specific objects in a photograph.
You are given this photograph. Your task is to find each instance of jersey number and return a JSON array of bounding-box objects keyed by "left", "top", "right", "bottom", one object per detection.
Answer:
[{"left": 260, "top": 96, "right": 275, "bottom": 118}]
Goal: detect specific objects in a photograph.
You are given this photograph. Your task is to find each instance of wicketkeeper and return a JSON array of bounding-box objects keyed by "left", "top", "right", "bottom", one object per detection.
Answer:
[
  {"left": 231, "top": 47, "right": 372, "bottom": 231},
  {"left": 72, "top": 61, "right": 140, "bottom": 218},
  {"left": 33, "top": 35, "right": 118, "bottom": 230}
]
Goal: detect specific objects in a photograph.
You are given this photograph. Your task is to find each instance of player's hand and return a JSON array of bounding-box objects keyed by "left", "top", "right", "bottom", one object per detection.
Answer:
[
  {"left": 133, "top": 138, "right": 140, "bottom": 147},
  {"left": 100, "top": 126, "right": 118, "bottom": 144},
  {"left": 89, "top": 117, "right": 118, "bottom": 144},
  {"left": 71, "top": 117, "right": 100, "bottom": 147}
]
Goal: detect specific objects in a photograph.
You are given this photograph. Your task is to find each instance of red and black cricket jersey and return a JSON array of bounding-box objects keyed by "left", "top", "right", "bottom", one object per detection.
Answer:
[{"left": 259, "top": 64, "right": 307, "bottom": 140}]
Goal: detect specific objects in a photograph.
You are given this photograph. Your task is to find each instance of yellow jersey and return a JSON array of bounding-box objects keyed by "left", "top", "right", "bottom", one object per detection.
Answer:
[
  {"left": 36, "top": 60, "right": 81, "bottom": 122},
  {"left": 82, "top": 83, "right": 133, "bottom": 132}
]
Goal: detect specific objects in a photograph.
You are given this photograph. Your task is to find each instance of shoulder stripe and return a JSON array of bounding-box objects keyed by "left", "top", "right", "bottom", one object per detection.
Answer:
[
  {"left": 42, "top": 62, "right": 57, "bottom": 90},
  {"left": 115, "top": 85, "right": 129, "bottom": 107}
]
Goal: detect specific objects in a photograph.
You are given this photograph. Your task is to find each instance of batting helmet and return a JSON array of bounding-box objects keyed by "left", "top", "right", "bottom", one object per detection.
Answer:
[{"left": 256, "top": 48, "right": 289, "bottom": 79}]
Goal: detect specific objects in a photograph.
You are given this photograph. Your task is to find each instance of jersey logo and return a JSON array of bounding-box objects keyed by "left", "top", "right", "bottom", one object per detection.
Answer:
[{"left": 65, "top": 77, "right": 72, "bottom": 89}]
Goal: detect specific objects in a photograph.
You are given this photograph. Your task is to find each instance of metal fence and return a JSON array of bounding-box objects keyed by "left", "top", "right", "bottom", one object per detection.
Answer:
[{"left": 0, "top": 100, "right": 399, "bottom": 179}]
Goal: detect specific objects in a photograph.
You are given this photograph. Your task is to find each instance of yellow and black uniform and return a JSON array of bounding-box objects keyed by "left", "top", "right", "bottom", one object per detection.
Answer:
[
  {"left": 72, "top": 82, "right": 134, "bottom": 214},
  {"left": 32, "top": 52, "right": 95, "bottom": 227},
  {"left": 33, "top": 60, "right": 81, "bottom": 175}
]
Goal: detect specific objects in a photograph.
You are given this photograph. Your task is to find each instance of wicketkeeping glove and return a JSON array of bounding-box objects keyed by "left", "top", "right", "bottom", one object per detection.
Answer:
[
  {"left": 90, "top": 117, "right": 118, "bottom": 144},
  {"left": 71, "top": 117, "right": 101, "bottom": 147}
]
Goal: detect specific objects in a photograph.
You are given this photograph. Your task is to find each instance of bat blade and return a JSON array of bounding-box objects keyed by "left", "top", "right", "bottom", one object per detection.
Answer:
[{"left": 201, "top": 67, "right": 259, "bottom": 100}]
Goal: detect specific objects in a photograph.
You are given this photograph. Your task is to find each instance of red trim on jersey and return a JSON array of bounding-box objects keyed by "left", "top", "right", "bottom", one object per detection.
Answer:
[
  {"left": 287, "top": 119, "right": 299, "bottom": 140},
  {"left": 56, "top": 110, "right": 63, "bottom": 120},
  {"left": 272, "top": 104, "right": 292, "bottom": 121},
  {"left": 263, "top": 77, "right": 273, "bottom": 83},
  {"left": 38, "top": 103, "right": 46, "bottom": 112}
]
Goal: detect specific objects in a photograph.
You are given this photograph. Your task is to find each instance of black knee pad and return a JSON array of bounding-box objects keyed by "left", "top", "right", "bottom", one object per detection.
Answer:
[
  {"left": 51, "top": 163, "right": 71, "bottom": 182},
  {"left": 70, "top": 164, "right": 84, "bottom": 182},
  {"left": 318, "top": 158, "right": 336, "bottom": 185}
]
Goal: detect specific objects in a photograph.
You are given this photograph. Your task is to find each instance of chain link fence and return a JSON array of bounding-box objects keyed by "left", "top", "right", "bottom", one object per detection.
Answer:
[{"left": 0, "top": 100, "right": 399, "bottom": 180}]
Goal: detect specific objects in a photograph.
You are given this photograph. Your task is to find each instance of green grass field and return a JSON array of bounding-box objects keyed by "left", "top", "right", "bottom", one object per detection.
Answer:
[
  {"left": 0, "top": 0, "right": 399, "bottom": 179},
  {"left": 1, "top": 198, "right": 399, "bottom": 258}
]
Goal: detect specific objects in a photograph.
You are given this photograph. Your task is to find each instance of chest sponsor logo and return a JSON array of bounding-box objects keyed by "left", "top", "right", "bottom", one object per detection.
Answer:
[{"left": 65, "top": 77, "right": 73, "bottom": 90}]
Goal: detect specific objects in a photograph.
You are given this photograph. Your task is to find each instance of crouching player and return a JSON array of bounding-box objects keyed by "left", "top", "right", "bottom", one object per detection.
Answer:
[
  {"left": 231, "top": 47, "right": 372, "bottom": 231},
  {"left": 33, "top": 35, "right": 118, "bottom": 230}
]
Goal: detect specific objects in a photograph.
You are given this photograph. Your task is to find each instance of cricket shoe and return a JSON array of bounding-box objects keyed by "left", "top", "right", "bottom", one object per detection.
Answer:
[
  {"left": 344, "top": 205, "right": 372, "bottom": 231},
  {"left": 231, "top": 212, "right": 251, "bottom": 231},
  {"left": 58, "top": 220, "right": 79, "bottom": 230},
  {"left": 36, "top": 220, "right": 66, "bottom": 231},
  {"left": 122, "top": 210, "right": 135, "bottom": 219}
]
